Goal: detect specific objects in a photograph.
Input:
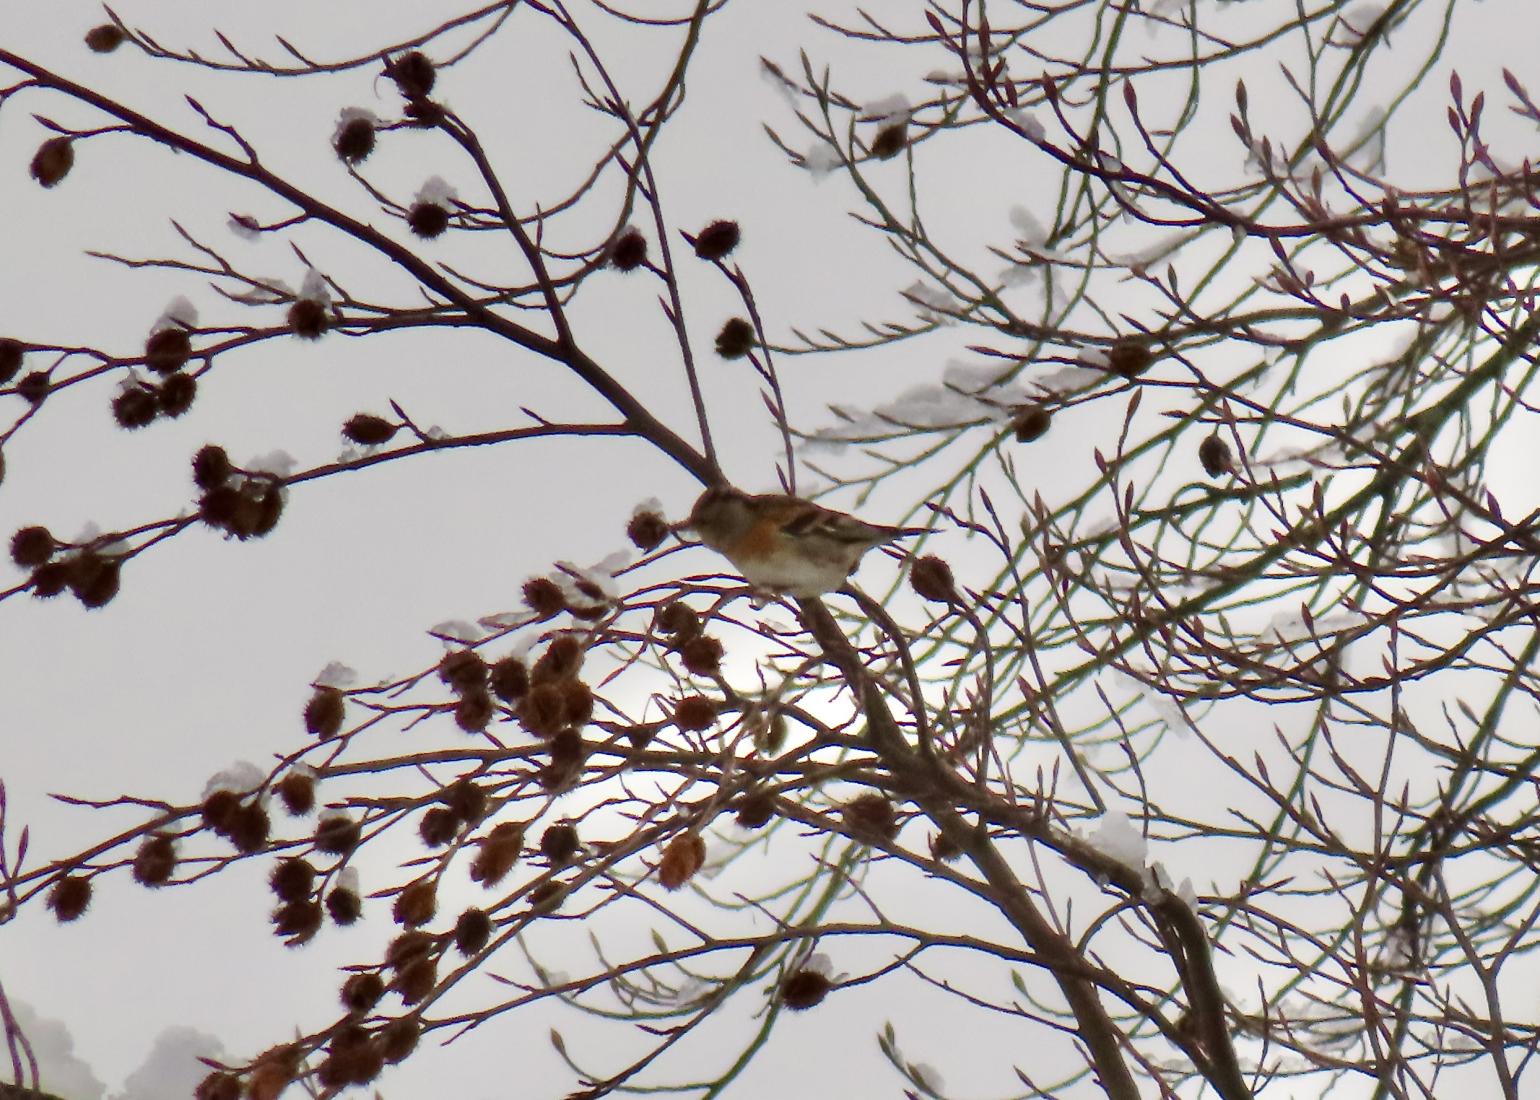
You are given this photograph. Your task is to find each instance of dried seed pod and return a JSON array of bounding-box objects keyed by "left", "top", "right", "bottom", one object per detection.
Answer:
[
  {"left": 538, "top": 729, "right": 585, "bottom": 791},
  {"left": 516, "top": 683, "right": 565, "bottom": 738},
  {"left": 1106, "top": 340, "right": 1154, "bottom": 379},
  {"left": 327, "top": 885, "right": 362, "bottom": 925},
  {"left": 909, "top": 555, "right": 957, "bottom": 604},
  {"left": 606, "top": 227, "right": 647, "bottom": 271},
  {"left": 657, "top": 833, "right": 706, "bottom": 891},
  {"left": 468, "top": 821, "right": 524, "bottom": 886},
  {"left": 714, "top": 317, "right": 755, "bottom": 359},
  {"left": 201, "top": 789, "right": 240, "bottom": 833},
  {"left": 304, "top": 687, "right": 345, "bottom": 738},
  {"left": 269, "top": 857, "right": 316, "bottom": 903},
  {"left": 144, "top": 328, "right": 191, "bottom": 374},
  {"left": 341, "top": 972, "right": 385, "bottom": 1014},
  {"left": 132, "top": 834, "right": 177, "bottom": 886},
  {"left": 194, "top": 1071, "right": 240, "bottom": 1100},
  {"left": 780, "top": 967, "right": 832, "bottom": 1011},
  {"left": 393, "top": 956, "right": 437, "bottom": 1005},
  {"left": 627, "top": 509, "right": 670, "bottom": 551},
  {"left": 225, "top": 802, "right": 271, "bottom": 853},
  {"left": 191, "top": 444, "right": 232, "bottom": 490},
  {"left": 156, "top": 373, "right": 196, "bottom": 418},
  {"left": 276, "top": 771, "right": 316, "bottom": 816},
  {"left": 454, "top": 687, "right": 494, "bottom": 733},
  {"left": 333, "top": 116, "right": 376, "bottom": 163},
  {"left": 842, "top": 793, "right": 898, "bottom": 845},
  {"left": 0, "top": 339, "right": 23, "bottom": 384},
  {"left": 870, "top": 121, "right": 908, "bottom": 159},
  {"left": 379, "top": 1018, "right": 420, "bottom": 1064},
  {"left": 386, "top": 932, "right": 433, "bottom": 970},
  {"left": 438, "top": 650, "right": 487, "bottom": 694},
  {"left": 489, "top": 656, "right": 528, "bottom": 702},
  {"left": 672, "top": 694, "right": 717, "bottom": 732},
  {"left": 407, "top": 202, "right": 449, "bottom": 239},
  {"left": 385, "top": 51, "right": 436, "bottom": 99},
  {"left": 85, "top": 24, "right": 126, "bottom": 52},
  {"left": 392, "top": 881, "right": 437, "bottom": 928},
  {"left": 678, "top": 634, "right": 724, "bottom": 676},
  {"left": 112, "top": 385, "right": 158, "bottom": 430},
  {"left": 67, "top": 551, "right": 121, "bottom": 609},
  {"left": 48, "top": 875, "right": 92, "bottom": 922},
  {"left": 287, "top": 298, "right": 328, "bottom": 340},
  {"left": 443, "top": 778, "right": 487, "bottom": 823},
  {"left": 559, "top": 679, "right": 593, "bottom": 727},
  {"left": 454, "top": 907, "right": 492, "bottom": 955},
  {"left": 10, "top": 526, "right": 55, "bottom": 568},
  {"left": 418, "top": 807, "right": 458, "bottom": 848},
  {"left": 1011, "top": 404, "right": 1052, "bottom": 442},
  {"left": 343, "top": 413, "right": 396, "bottom": 445},
  {"left": 531, "top": 636, "right": 583, "bottom": 684},
  {"left": 692, "top": 219, "right": 741, "bottom": 260},
  {"left": 734, "top": 790, "right": 775, "bottom": 829},
  {"left": 316, "top": 811, "right": 361, "bottom": 855},
  {"left": 30, "top": 137, "right": 74, "bottom": 188},
  {"left": 30, "top": 560, "right": 71, "bottom": 599},
  {"left": 929, "top": 831, "right": 963, "bottom": 862},
  {"left": 522, "top": 576, "right": 567, "bottom": 618},
  {"left": 16, "top": 371, "right": 50, "bottom": 405},
  {"left": 539, "top": 823, "right": 579, "bottom": 865},
  {"left": 1199, "top": 432, "right": 1233, "bottom": 478},
  {"left": 271, "top": 899, "right": 323, "bottom": 945}
]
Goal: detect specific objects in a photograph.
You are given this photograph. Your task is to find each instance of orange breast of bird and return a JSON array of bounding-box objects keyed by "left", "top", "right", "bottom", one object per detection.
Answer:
[{"left": 730, "top": 518, "right": 781, "bottom": 564}]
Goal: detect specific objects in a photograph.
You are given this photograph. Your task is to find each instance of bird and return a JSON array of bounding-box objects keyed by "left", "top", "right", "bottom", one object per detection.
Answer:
[{"left": 683, "top": 485, "right": 928, "bottom": 596}]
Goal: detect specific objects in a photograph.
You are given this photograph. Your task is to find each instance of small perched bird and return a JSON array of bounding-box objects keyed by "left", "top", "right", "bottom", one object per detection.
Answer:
[{"left": 684, "top": 485, "right": 928, "bottom": 596}]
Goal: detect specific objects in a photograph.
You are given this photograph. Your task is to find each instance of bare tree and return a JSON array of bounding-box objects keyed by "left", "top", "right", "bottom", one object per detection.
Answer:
[{"left": 4, "top": 2, "right": 1540, "bottom": 1098}]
